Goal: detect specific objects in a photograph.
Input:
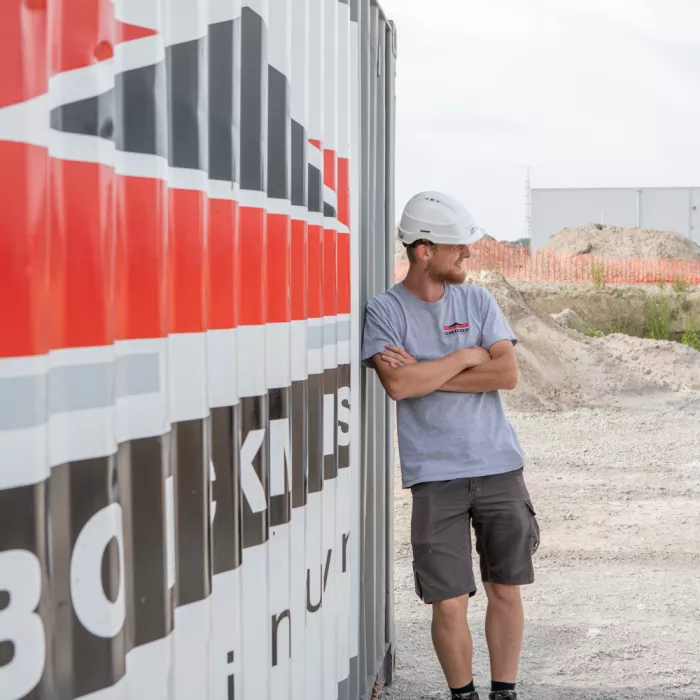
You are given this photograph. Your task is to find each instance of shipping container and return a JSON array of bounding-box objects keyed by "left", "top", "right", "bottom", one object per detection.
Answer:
[{"left": 0, "top": 0, "right": 396, "bottom": 698}]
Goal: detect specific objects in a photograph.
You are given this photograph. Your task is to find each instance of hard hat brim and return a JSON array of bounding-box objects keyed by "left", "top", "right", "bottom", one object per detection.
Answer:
[
  {"left": 397, "top": 225, "right": 487, "bottom": 247},
  {"left": 464, "top": 227, "right": 486, "bottom": 245}
]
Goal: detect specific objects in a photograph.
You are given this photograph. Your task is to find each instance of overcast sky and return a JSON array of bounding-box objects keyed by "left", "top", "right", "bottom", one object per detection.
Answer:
[{"left": 378, "top": 0, "right": 700, "bottom": 241}]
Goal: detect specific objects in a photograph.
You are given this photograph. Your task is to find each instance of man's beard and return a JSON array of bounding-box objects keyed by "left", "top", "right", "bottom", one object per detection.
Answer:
[{"left": 427, "top": 260, "right": 467, "bottom": 285}]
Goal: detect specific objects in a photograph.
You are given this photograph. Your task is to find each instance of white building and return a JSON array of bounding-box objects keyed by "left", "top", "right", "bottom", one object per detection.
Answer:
[{"left": 531, "top": 187, "right": 700, "bottom": 249}]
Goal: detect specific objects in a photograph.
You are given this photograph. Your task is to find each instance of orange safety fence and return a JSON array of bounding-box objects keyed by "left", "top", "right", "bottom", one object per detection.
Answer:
[{"left": 395, "top": 239, "right": 700, "bottom": 286}]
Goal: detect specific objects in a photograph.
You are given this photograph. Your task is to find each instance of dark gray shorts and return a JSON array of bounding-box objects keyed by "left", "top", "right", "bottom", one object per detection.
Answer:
[{"left": 410, "top": 467, "right": 540, "bottom": 604}]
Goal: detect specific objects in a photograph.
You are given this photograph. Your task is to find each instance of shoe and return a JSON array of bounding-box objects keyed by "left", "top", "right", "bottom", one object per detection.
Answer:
[
  {"left": 452, "top": 693, "right": 480, "bottom": 700},
  {"left": 489, "top": 692, "right": 517, "bottom": 700}
]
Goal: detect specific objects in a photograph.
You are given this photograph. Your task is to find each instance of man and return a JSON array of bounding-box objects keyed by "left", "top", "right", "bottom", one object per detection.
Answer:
[{"left": 362, "top": 192, "right": 539, "bottom": 700}]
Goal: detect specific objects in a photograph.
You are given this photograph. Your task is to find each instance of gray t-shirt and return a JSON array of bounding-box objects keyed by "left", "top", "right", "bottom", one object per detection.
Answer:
[{"left": 361, "top": 282, "right": 524, "bottom": 488}]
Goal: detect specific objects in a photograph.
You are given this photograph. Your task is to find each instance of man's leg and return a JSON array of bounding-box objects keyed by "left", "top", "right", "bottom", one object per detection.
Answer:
[
  {"left": 411, "top": 479, "right": 476, "bottom": 696},
  {"left": 432, "top": 594, "right": 473, "bottom": 689},
  {"left": 483, "top": 583, "right": 524, "bottom": 684},
  {"left": 471, "top": 468, "right": 540, "bottom": 697}
]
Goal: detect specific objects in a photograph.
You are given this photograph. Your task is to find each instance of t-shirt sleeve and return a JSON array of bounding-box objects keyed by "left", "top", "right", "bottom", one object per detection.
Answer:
[
  {"left": 361, "top": 298, "right": 402, "bottom": 368},
  {"left": 480, "top": 289, "right": 517, "bottom": 350}
]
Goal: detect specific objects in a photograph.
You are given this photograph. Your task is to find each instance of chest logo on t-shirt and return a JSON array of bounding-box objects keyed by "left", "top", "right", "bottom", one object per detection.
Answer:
[{"left": 443, "top": 321, "right": 470, "bottom": 336}]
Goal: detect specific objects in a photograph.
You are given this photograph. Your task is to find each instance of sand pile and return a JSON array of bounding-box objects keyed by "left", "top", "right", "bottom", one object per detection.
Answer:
[
  {"left": 466, "top": 270, "right": 700, "bottom": 410},
  {"left": 546, "top": 223, "right": 700, "bottom": 260},
  {"left": 593, "top": 334, "right": 700, "bottom": 393}
]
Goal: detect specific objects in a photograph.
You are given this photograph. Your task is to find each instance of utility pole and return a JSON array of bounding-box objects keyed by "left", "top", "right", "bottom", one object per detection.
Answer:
[{"left": 522, "top": 165, "right": 532, "bottom": 242}]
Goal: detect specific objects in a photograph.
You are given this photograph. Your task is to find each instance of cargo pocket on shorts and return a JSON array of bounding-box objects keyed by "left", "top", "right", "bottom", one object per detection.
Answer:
[
  {"left": 412, "top": 561, "right": 425, "bottom": 601},
  {"left": 525, "top": 500, "right": 540, "bottom": 554}
]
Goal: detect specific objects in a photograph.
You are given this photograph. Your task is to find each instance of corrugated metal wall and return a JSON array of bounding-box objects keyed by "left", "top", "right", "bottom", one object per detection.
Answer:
[{"left": 0, "top": 0, "right": 396, "bottom": 698}]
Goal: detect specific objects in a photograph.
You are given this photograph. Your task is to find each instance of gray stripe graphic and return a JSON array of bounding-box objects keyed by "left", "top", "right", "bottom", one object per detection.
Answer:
[
  {"left": 349, "top": 655, "right": 359, "bottom": 699},
  {"left": 0, "top": 354, "right": 160, "bottom": 431},
  {"left": 307, "top": 319, "right": 350, "bottom": 349},
  {"left": 324, "top": 320, "right": 337, "bottom": 348},
  {"left": 337, "top": 320, "right": 351, "bottom": 342},
  {"left": 0, "top": 375, "right": 47, "bottom": 430},
  {"left": 308, "top": 163, "right": 323, "bottom": 213},
  {"left": 337, "top": 675, "right": 349, "bottom": 700},
  {"left": 307, "top": 325, "right": 324, "bottom": 349},
  {"left": 167, "top": 37, "right": 208, "bottom": 171},
  {"left": 240, "top": 7, "right": 266, "bottom": 191},
  {"left": 116, "top": 62, "right": 168, "bottom": 158},
  {"left": 49, "top": 363, "right": 114, "bottom": 414},
  {"left": 208, "top": 19, "right": 236, "bottom": 181},
  {"left": 115, "top": 354, "right": 161, "bottom": 398},
  {"left": 51, "top": 89, "right": 114, "bottom": 140},
  {"left": 291, "top": 119, "right": 307, "bottom": 207},
  {"left": 268, "top": 65, "right": 290, "bottom": 200}
]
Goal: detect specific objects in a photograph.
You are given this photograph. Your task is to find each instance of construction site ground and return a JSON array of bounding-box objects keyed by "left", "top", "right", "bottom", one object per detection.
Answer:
[
  {"left": 381, "top": 253, "right": 700, "bottom": 699},
  {"left": 384, "top": 394, "right": 700, "bottom": 700}
]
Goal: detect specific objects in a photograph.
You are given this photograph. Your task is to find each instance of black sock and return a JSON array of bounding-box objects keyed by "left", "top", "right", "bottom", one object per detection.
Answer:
[
  {"left": 450, "top": 680, "right": 475, "bottom": 697},
  {"left": 491, "top": 681, "right": 516, "bottom": 693}
]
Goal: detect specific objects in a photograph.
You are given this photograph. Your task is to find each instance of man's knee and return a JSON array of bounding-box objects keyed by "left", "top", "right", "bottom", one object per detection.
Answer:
[
  {"left": 484, "top": 582, "right": 521, "bottom": 606},
  {"left": 432, "top": 594, "right": 469, "bottom": 626}
]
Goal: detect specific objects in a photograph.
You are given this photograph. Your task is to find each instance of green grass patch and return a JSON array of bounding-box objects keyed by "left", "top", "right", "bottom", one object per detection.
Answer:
[
  {"left": 585, "top": 328, "right": 605, "bottom": 338},
  {"left": 672, "top": 276, "right": 689, "bottom": 294},
  {"left": 681, "top": 328, "right": 700, "bottom": 351},
  {"left": 680, "top": 315, "right": 700, "bottom": 351},
  {"left": 591, "top": 261, "right": 606, "bottom": 288},
  {"left": 645, "top": 298, "right": 672, "bottom": 341}
]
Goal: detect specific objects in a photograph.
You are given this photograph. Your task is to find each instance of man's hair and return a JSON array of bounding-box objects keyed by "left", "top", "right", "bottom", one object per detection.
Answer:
[{"left": 404, "top": 239, "right": 434, "bottom": 264}]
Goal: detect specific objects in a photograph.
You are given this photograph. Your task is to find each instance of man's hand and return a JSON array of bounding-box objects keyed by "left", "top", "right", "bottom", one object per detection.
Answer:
[
  {"left": 440, "top": 340, "right": 518, "bottom": 393},
  {"left": 371, "top": 346, "right": 478, "bottom": 402},
  {"left": 380, "top": 345, "right": 417, "bottom": 368},
  {"left": 380, "top": 345, "right": 491, "bottom": 370},
  {"left": 462, "top": 346, "right": 491, "bottom": 368}
]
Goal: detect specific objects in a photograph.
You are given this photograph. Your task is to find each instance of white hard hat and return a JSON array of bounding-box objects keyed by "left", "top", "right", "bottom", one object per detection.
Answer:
[{"left": 397, "top": 191, "right": 485, "bottom": 246}]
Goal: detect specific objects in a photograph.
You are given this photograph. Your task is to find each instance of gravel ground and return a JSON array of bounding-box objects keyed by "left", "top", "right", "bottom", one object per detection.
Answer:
[{"left": 383, "top": 395, "right": 700, "bottom": 700}]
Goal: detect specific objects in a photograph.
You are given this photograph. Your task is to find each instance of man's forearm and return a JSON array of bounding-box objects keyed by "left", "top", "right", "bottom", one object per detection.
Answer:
[
  {"left": 440, "top": 355, "right": 518, "bottom": 393},
  {"left": 380, "top": 350, "right": 471, "bottom": 401}
]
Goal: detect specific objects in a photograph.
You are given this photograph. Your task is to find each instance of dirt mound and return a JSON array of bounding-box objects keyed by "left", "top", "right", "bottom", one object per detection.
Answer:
[
  {"left": 465, "top": 271, "right": 700, "bottom": 410},
  {"left": 546, "top": 223, "right": 700, "bottom": 260},
  {"left": 550, "top": 308, "right": 588, "bottom": 335},
  {"left": 594, "top": 334, "right": 700, "bottom": 393},
  {"left": 517, "top": 282, "right": 700, "bottom": 339}
]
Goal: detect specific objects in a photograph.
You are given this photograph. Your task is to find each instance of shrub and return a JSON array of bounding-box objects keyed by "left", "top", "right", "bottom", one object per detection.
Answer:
[
  {"left": 646, "top": 298, "right": 671, "bottom": 341},
  {"left": 681, "top": 327, "right": 700, "bottom": 351},
  {"left": 591, "top": 261, "right": 606, "bottom": 288},
  {"left": 672, "top": 276, "right": 689, "bottom": 294},
  {"left": 585, "top": 327, "right": 605, "bottom": 338},
  {"left": 680, "top": 316, "right": 700, "bottom": 351}
]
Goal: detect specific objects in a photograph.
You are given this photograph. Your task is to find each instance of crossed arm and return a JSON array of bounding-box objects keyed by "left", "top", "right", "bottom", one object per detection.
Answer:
[{"left": 371, "top": 340, "right": 518, "bottom": 402}]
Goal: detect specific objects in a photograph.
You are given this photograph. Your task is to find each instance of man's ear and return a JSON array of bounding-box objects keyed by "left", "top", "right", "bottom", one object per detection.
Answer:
[{"left": 415, "top": 243, "right": 432, "bottom": 262}]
